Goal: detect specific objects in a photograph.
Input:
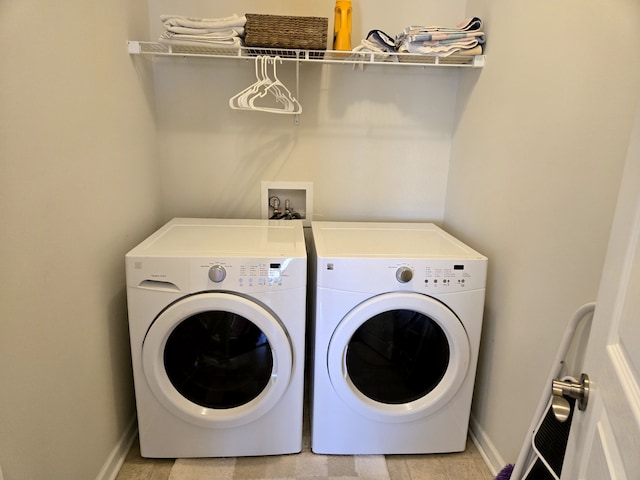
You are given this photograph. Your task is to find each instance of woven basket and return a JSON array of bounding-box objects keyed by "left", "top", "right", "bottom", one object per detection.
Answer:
[{"left": 245, "top": 14, "right": 328, "bottom": 50}]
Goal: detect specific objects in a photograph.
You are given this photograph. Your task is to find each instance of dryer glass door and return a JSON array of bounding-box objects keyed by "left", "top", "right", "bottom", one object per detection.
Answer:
[
  {"left": 346, "top": 309, "right": 449, "bottom": 404},
  {"left": 328, "top": 292, "right": 470, "bottom": 423},
  {"left": 143, "top": 292, "right": 293, "bottom": 428}
]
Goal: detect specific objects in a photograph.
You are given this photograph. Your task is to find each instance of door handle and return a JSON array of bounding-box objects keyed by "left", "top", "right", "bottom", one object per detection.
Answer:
[{"left": 551, "top": 373, "right": 590, "bottom": 422}]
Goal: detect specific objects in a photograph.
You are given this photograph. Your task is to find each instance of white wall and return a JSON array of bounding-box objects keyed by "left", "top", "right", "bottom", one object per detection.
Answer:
[
  {"left": 0, "top": 1, "right": 161, "bottom": 479},
  {"left": 149, "top": 0, "right": 467, "bottom": 223},
  {"left": 447, "top": 0, "right": 640, "bottom": 467}
]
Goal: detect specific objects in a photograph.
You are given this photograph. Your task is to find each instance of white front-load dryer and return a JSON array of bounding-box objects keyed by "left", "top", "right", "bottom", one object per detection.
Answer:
[
  {"left": 310, "top": 221, "right": 487, "bottom": 455},
  {"left": 125, "top": 218, "right": 306, "bottom": 458}
]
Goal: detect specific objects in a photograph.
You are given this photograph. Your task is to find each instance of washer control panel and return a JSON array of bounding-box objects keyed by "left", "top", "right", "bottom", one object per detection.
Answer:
[
  {"left": 237, "top": 262, "right": 284, "bottom": 288},
  {"left": 191, "top": 258, "right": 304, "bottom": 292}
]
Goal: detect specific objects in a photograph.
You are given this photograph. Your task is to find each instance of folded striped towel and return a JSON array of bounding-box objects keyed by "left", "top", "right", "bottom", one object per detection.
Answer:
[
  {"left": 406, "top": 30, "right": 485, "bottom": 43},
  {"left": 396, "top": 17, "right": 485, "bottom": 56},
  {"left": 401, "top": 38, "right": 482, "bottom": 56},
  {"left": 401, "top": 16, "right": 483, "bottom": 34}
]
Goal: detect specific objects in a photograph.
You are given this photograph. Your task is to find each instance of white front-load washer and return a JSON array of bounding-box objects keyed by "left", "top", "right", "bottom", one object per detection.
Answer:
[
  {"left": 125, "top": 218, "right": 306, "bottom": 458},
  {"left": 310, "top": 221, "right": 487, "bottom": 455}
]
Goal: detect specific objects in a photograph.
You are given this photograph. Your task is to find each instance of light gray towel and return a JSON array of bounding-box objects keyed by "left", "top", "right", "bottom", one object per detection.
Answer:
[
  {"left": 159, "top": 31, "right": 244, "bottom": 47},
  {"left": 160, "top": 14, "right": 246, "bottom": 30},
  {"left": 165, "top": 25, "right": 245, "bottom": 36}
]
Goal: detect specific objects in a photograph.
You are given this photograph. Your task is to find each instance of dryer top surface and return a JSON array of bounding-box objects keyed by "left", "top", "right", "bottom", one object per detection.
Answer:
[
  {"left": 127, "top": 218, "right": 306, "bottom": 258},
  {"left": 312, "top": 221, "right": 485, "bottom": 260}
]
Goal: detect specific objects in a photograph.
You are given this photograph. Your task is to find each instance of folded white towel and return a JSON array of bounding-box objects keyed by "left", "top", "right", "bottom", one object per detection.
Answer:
[
  {"left": 352, "top": 39, "right": 398, "bottom": 62},
  {"left": 160, "top": 14, "right": 246, "bottom": 30},
  {"left": 159, "top": 31, "right": 244, "bottom": 47},
  {"left": 353, "top": 39, "right": 389, "bottom": 54},
  {"left": 164, "top": 25, "right": 244, "bottom": 36}
]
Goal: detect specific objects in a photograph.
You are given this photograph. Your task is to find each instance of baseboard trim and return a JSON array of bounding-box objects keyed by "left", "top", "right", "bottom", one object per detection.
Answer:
[
  {"left": 95, "top": 416, "right": 138, "bottom": 480},
  {"left": 469, "top": 413, "right": 507, "bottom": 476}
]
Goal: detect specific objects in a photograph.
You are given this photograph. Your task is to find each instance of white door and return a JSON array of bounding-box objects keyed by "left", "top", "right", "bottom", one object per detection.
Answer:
[{"left": 561, "top": 102, "right": 640, "bottom": 478}]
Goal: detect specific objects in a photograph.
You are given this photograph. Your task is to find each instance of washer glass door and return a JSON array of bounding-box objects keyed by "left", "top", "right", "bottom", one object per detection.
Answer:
[
  {"left": 143, "top": 292, "right": 292, "bottom": 428},
  {"left": 328, "top": 292, "right": 470, "bottom": 423},
  {"left": 164, "top": 309, "right": 272, "bottom": 409}
]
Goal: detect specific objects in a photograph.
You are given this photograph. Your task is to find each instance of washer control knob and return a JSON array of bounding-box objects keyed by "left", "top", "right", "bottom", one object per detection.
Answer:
[
  {"left": 396, "top": 266, "right": 413, "bottom": 283},
  {"left": 208, "top": 265, "right": 226, "bottom": 283}
]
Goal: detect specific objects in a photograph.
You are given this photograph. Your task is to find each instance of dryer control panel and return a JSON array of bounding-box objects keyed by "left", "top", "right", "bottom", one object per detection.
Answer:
[
  {"left": 390, "top": 260, "right": 486, "bottom": 293},
  {"left": 419, "top": 262, "right": 480, "bottom": 291},
  {"left": 316, "top": 257, "right": 487, "bottom": 294}
]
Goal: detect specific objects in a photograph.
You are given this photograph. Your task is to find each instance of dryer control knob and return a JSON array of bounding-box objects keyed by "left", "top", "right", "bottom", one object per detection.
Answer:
[
  {"left": 208, "top": 265, "right": 227, "bottom": 283},
  {"left": 396, "top": 266, "right": 413, "bottom": 283}
]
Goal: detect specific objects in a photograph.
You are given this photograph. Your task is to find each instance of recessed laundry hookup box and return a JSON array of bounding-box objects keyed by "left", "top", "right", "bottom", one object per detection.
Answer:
[{"left": 261, "top": 181, "right": 313, "bottom": 226}]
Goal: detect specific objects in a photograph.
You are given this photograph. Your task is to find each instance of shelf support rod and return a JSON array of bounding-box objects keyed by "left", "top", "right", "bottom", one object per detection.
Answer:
[{"left": 294, "top": 54, "right": 301, "bottom": 126}]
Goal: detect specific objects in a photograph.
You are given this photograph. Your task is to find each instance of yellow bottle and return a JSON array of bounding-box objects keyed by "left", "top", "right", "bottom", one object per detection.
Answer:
[{"left": 333, "top": 0, "right": 352, "bottom": 51}]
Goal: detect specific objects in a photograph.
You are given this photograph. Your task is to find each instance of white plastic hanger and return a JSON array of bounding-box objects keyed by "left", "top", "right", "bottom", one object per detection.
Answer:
[
  {"left": 229, "top": 55, "right": 270, "bottom": 110},
  {"left": 249, "top": 57, "right": 301, "bottom": 114},
  {"left": 229, "top": 56, "right": 302, "bottom": 115}
]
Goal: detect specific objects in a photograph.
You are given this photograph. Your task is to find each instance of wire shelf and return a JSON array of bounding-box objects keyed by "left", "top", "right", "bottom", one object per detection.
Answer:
[{"left": 127, "top": 41, "right": 485, "bottom": 68}]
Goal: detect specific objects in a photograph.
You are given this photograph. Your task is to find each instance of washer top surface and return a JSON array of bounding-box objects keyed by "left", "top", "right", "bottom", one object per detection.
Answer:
[
  {"left": 312, "top": 221, "right": 485, "bottom": 259},
  {"left": 128, "top": 218, "right": 306, "bottom": 258}
]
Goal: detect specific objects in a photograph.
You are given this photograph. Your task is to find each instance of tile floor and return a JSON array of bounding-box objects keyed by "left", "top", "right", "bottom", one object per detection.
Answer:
[
  {"left": 116, "top": 383, "right": 494, "bottom": 480},
  {"left": 115, "top": 433, "right": 494, "bottom": 480}
]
